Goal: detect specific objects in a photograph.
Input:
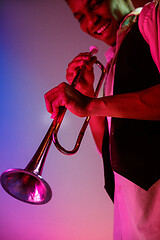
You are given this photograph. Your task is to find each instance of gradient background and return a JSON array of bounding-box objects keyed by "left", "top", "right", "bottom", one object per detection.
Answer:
[{"left": 0, "top": 1, "right": 150, "bottom": 240}]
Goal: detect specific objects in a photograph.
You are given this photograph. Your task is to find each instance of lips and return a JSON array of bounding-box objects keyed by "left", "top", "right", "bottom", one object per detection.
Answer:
[{"left": 94, "top": 20, "right": 111, "bottom": 35}]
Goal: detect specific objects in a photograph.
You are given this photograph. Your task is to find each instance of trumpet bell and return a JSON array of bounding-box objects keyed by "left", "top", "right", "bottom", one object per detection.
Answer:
[
  {"left": 0, "top": 47, "right": 106, "bottom": 205},
  {"left": 0, "top": 169, "right": 52, "bottom": 205}
]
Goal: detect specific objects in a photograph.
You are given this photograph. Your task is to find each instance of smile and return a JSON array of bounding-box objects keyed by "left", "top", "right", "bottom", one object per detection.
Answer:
[{"left": 95, "top": 20, "right": 111, "bottom": 35}]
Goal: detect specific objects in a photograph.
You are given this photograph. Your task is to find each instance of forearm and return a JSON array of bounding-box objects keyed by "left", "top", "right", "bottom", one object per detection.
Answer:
[
  {"left": 89, "top": 84, "right": 160, "bottom": 120},
  {"left": 89, "top": 116, "right": 106, "bottom": 154}
]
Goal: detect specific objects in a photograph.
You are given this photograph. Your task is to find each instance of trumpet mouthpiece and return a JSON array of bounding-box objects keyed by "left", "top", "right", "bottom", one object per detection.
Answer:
[{"left": 89, "top": 45, "right": 98, "bottom": 55}]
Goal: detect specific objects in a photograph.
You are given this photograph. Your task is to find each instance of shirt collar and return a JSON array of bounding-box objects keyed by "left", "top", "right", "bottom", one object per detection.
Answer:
[
  {"left": 120, "top": 8, "right": 142, "bottom": 29},
  {"left": 105, "top": 8, "right": 143, "bottom": 64}
]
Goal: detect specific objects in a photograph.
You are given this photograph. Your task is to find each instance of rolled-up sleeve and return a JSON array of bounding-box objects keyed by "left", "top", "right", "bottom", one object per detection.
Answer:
[{"left": 139, "top": 0, "right": 160, "bottom": 73}]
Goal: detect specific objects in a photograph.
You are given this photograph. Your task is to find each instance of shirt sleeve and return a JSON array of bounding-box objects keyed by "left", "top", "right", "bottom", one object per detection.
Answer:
[{"left": 138, "top": 0, "right": 160, "bottom": 73}]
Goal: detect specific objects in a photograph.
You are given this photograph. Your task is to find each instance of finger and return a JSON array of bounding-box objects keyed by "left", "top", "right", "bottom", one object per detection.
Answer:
[
  {"left": 44, "top": 82, "right": 69, "bottom": 116},
  {"left": 67, "top": 53, "right": 92, "bottom": 73},
  {"left": 67, "top": 59, "right": 88, "bottom": 72},
  {"left": 66, "top": 56, "right": 97, "bottom": 85},
  {"left": 44, "top": 86, "right": 61, "bottom": 114},
  {"left": 72, "top": 52, "right": 91, "bottom": 62},
  {"left": 66, "top": 63, "right": 84, "bottom": 84},
  {"left": 51, "top": 103, "right": 61, "bottom": 119},
  {"left": 85, "top": 56, "right": 97, "bottom": 71},
  {"left": 67, "top": 55, "right": 97, "bottom": 73}
]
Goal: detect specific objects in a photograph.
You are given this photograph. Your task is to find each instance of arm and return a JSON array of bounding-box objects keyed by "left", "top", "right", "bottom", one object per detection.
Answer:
[
  {"left": 88, "top": 84, "right": 160, "bottom": 120},
  {"left": 45, "top": 81, "right": 160, "bottom": 120},
  {"left": 89, "top": 116, "right": 106, "bottom": 154},
  {"left": 88, "top": 84, "right": 160, "bottom": 153}
]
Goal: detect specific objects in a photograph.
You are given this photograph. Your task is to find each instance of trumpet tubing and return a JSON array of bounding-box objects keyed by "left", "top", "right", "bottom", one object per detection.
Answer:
[{"left": 0, "top": 46, "right": 106, "bottom": 204}]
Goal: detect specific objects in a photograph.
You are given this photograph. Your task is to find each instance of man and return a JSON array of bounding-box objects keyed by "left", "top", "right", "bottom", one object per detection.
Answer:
[{"left": 45, "top": 0, "right": 160, "bottom": 239}]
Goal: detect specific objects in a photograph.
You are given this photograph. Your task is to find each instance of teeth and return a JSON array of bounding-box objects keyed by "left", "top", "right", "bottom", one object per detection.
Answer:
[
  {"left": 97, "top": 25, "right": 106, "bottom": 34},
  {"left": 96, "top": 22, "right": 110, "bottom": 34}
]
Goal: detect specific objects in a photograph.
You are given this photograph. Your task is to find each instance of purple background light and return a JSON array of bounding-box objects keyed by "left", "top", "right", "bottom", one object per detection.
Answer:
[{"left": 0, "top": 1, "right": 113, "bottom": 239}]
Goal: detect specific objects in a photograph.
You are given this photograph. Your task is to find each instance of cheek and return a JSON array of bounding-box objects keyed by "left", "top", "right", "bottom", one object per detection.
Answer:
[{"left": 80, "top": 23, "right": 90, "bottom": 35}]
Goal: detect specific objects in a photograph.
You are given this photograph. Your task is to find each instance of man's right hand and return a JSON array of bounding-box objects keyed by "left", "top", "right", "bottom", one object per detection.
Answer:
[{"left": 66, "top": 52, "right": 97, "bottom": 97}]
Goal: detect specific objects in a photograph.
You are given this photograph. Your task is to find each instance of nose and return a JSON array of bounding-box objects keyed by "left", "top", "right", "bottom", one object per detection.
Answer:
[{"left": 86, "top": 12, "right": 99, "bottom": 27}]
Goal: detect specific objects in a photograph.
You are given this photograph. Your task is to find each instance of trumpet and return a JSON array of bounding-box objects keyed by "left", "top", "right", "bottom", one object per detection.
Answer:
[{"left": 0, "top": 46, "right": 106, "bottom": 205}]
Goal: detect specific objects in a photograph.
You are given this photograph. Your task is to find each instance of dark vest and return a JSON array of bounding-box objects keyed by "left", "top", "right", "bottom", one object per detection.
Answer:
[{"left": 102, "top": 21, "right": 160, "bottom": 202}]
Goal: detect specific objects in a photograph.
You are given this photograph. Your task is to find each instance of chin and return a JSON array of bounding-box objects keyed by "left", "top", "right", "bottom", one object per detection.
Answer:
[{"left": 97, "top": 35, "right": 116, "bottom": 46}]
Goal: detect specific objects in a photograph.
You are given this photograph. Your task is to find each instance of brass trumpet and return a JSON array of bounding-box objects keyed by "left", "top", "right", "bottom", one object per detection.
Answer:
[{"left": 0, "top": 46, "right": 106, "bottom": 205}]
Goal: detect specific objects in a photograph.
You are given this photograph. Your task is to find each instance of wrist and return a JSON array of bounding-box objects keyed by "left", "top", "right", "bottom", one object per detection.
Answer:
[
  {"left": 88, "top": 97, "right": 109, "bottom": 117},
  {"left": 80, "top": 87, "right": 94, "bottom": 97},
  {"left": 87, "top": 98, "right": 100, "bottom": 116}
]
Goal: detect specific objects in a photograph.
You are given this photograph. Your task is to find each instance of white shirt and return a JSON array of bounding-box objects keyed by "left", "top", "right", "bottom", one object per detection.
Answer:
[{"left": 104, "top": 1, "right": 160, "bottom": 239}]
